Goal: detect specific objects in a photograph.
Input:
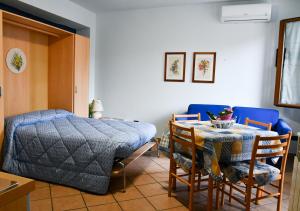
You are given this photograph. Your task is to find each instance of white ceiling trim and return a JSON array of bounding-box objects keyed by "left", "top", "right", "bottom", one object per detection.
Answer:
[{"left": 70, "top": 0, "right": 253, "bottom": 13}]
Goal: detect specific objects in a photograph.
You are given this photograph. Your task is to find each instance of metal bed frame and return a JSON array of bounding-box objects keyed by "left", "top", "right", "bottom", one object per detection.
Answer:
[{"left": 112, "top": 138, "right": 160, "bottom": 192}]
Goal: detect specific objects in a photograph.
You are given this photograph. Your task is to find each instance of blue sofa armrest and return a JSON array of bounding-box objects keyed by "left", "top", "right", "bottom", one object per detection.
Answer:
[
  {"left": 274, "top": 119, "right": 292, "bottom": 135},
  {"left": 267, "top": 119, "right": 292, "bottom": 167}
]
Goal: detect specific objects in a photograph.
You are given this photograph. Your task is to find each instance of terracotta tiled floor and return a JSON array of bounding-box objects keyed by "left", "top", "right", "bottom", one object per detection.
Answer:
[{"left": 30, "top": 152, "right": 292, "bottom": 211}]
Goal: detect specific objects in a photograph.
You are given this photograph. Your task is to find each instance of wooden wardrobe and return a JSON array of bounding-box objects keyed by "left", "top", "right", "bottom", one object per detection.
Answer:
[{"left": 0, "top": 10, "right": 90, "bottom": 152}]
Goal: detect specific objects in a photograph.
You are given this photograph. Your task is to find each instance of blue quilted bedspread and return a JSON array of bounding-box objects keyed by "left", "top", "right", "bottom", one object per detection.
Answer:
[{"left": 2, "top": 110, "right": 156, "bottom": 194}]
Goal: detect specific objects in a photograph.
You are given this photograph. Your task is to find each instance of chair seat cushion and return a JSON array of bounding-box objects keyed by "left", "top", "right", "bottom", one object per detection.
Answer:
[
  {"left": 222, "top": 161, "right": 280, "bottom": 186},
  {"left": 173, "top": 152, "right": 203, "bottom": 173}
]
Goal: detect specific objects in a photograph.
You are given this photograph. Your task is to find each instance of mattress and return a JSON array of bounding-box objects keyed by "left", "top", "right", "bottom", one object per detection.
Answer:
[
  {"left": 2, "top": 110, "right": 156, "bottom": 194},
  {"left": 101, "top": 118, "right": 156, "bottom": 159}
]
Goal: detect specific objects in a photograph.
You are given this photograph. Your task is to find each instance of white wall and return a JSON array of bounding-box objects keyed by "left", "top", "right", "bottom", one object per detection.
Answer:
[
  {"left": 18, "top": 0, "right": 97, "bottom": 100},
  {"left": 96, "top": 0, "right": 300, "bottom": 135}
]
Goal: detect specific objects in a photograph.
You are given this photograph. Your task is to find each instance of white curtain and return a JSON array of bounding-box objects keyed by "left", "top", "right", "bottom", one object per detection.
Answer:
[{"left": 280, "top": 21, "right": 300, "bottom": 104}]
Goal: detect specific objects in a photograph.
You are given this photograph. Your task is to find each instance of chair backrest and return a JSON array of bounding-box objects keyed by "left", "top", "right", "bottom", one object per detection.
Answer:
[
  {"left": 245, "top": 117, "right": 272, "bottom": 131},
  {"left": 169, "top": 121, "right": 197, "bottom": 169},
  {"left": 233, "top": 106, "right": 279, "bottom": 128},
  {"left": 248, "top": 132, "right": 292, "bottom": 182},
  {"left": 187, "top": 104, "right": 230, "bottom": 121},
  {"left": 172, "top": 113, "right": 201, "bottom": 122}
]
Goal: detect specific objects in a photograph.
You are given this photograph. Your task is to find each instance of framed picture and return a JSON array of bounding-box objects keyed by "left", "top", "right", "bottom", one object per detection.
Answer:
[
  {"left": 164, "top": 52, "right": 186, "bottom": 82},
  {"left": 192, "top": 52, "right": 216, "bottom": 83}
]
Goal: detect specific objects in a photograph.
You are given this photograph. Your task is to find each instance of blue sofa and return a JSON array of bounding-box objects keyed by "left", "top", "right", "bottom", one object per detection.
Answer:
[
  {"left": 184, "top": 104, "right": 292, "bottom": 135},
  {"left": 187, "top": 104, "right": 230, "bottom": 121}
]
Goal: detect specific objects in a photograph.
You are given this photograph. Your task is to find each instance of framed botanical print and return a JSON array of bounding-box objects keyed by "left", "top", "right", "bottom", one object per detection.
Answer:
[
  {"left": 164, "top": 52, "right": 186, "bottom": 82},
  {"left": 192, "top": 52, "right": 216, "bottom": 83}
]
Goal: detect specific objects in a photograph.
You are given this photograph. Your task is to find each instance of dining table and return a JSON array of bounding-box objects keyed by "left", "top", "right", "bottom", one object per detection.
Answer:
[{"left": 175, "top": 120, "right": 280, "bottom": 211}]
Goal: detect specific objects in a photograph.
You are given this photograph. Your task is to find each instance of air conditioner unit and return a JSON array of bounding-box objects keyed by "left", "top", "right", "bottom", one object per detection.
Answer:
[{"left": 221, "top": 3, "right": 272, "bottom": 23}]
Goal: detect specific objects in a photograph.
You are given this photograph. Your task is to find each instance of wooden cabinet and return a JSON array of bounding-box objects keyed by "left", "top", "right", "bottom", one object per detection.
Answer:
[
  {"left": 0, "top": 10, "right": 90, "bottom": 154},
  {"left": 74, "top": 34, "right": 90, "bottom": 117},
  {"left": 48, "top": 35, "right": 75, "bottom": 113},
  {"left": 0, "top": 172, "right": 35, "bottom": 211},
  {"left": 48, "top": 34, "right": 90, "bottom": 117},
  {"left": 0, "top": 11, "right": 4, "bottom": 152}
]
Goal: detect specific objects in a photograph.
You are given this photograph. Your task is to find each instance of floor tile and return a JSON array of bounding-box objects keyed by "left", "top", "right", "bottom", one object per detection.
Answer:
[
  {"left": 30, "top": 198, "right": 52, "bottom": 211},
  {"left": 35, "top": 180, "right": 50, "bottom": 189},
  {"left": 123, "top": 164, "right": 147, "bottom": 176},
  {"left": 119, "top": 198, "right": 156, "bottom": 211},
  {"left": 193, "top": 191, "right": 208, "bottom": 204},
  {"left": 130, "top": 174, "right": 156, "bottom": 186},
  {"left": 171, "top": 191, "right": 208, "bottom": 207},
  {"left": 151, "top": 157, "right": 170, "bottom": 169},
  {"left": 150, "top": 171, "right": 169, "bottom": 182},
  {"left": 82, "top": 192, "right": 115, "bottom": 206},
  {"left": 113, "top": 186, "right": 143, "bottom": 201},
  {"left": 193, "top": 203, "right": 207, "bottom": 211},
  {"left": 51, "top": 185, "right": 80, "bottom": 198},
  {"left": 147, "top": 194, "right": 183, "bottom": 210},
  {"left": 159, "top": 180, "right": 188, "bottom": 192},
  {"left": 52, "top": 194, "right": 85, "bottom": 211},
  {"left": 134, "top": 155, "right": 153, "bottom": 165},
  {"left": 143, "top": 163, "right": 166, "bottom": 173},
  {"left": 31, "top": 186, "right": 51, "bottom": 201},
  {"left": 88, "top": 203, "right": 122, "bottom": 211},
  {"left": 220, "top": 202, "right": 246, "bottom": 211},
  {"left": 109, "top": 176, "right": 133, "bottom": 192},
  {"left": 136, "top": 182, "right": 167, "bottom": 197},
  {"left": 24, "top": 154, "right": 295, "bottom": 211},
  {"left": 165, "top": 206, "right": 189, "bottom": 211},
  {"left": 255, "top": 203, "right": 279, "bottom": 211},
  {"left": 159, "top": 180, "right": 170, "bottom": 189},
  {"left": 136, "top": 160, "right": 159, "bottom": 167}
]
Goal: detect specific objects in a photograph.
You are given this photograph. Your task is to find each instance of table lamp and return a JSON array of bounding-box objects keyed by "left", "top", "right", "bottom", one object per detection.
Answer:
[{"left": 92, "top": 99, "right": 104, "bottom": 119}]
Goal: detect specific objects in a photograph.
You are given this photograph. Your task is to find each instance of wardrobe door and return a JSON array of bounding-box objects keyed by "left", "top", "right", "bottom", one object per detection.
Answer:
[
  {"left": 74, "top": 34, "right": 89, "bottom": 117},
  {"left": 48, "top": 35, "right": 75, "bottom": 112},
  {"left": 0, "top": 11, "right": 4, "bottom": 155}
]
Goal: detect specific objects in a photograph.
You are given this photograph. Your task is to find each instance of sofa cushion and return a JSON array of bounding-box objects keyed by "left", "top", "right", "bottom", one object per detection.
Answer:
[
  {"left": 233, "top": 106, "right": 279, "bottom": 128},
  {"left": 187, "top": 104, "right": 230, "bottom": 121}
]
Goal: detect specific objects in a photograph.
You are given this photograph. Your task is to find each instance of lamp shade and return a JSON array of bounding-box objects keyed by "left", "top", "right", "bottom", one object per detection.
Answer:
[{"left": 92, "top": 99, "right": 104, "bottom": 112}]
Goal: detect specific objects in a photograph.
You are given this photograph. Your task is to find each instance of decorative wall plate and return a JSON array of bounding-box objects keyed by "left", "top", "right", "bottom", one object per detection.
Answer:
[{"left": 6, "top": 48, "right": 27, "bottom": 74}]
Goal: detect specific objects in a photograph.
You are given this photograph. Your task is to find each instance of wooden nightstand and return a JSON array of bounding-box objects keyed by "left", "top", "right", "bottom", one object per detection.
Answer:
[{"left": 0, "top": 172, "right": 35, "bottom": 211}]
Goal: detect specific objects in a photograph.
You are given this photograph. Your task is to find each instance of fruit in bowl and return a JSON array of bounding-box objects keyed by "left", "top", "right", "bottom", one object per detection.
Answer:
[
  {"left": 206, "top": 108, "right": 233, "bottom": 121},
  {"left": 218, "top": 108, "right": 233, "bottom": 120},
  {"left": 206, "top": 108, "right": 235, "bottom": 129}
]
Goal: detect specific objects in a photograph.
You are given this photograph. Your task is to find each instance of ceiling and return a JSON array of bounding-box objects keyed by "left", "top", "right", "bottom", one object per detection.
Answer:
[{"left": 70, "top": 0, "right": 252, "bottom": 13}]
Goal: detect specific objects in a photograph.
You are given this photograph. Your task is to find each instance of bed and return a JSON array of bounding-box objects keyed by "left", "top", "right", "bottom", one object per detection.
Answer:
[{"left": 2, "top": 110, "right": 156, "bottom": 194}]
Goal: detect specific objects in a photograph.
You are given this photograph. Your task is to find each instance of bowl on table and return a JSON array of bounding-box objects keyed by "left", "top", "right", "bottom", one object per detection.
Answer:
[{"left": 211, "top": 119, "right": 235, "bottom": 129}]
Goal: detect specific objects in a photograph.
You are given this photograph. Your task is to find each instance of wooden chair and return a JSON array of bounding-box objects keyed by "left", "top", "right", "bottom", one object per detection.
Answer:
[
  {"left": 244, "top": 118, "right": 272, "bottom": 202},
  {"left": 172, "top": 113, "right": 201, "bottom": 122},
  {"left": 168, "top": 121, "right": 207, "bottom": 211},
  {"left": 245, "top": 117, "right": 272, "bottom": 131},
  {"left": 219, "top": 132, "right": 292, "bottom": 211}
]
